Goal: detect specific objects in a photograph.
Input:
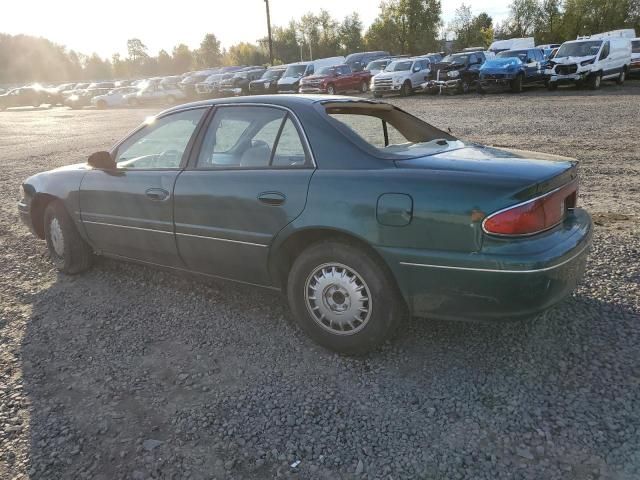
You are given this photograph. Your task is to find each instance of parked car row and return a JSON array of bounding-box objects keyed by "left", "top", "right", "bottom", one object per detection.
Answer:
[{"left": 2, "top": 30, "right": 638, "bottom": 112}]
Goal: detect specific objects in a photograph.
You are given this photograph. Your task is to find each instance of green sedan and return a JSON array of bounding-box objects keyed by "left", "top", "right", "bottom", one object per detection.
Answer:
[{"left": 18, "top": 95, "right": 592, "bottom": 354}]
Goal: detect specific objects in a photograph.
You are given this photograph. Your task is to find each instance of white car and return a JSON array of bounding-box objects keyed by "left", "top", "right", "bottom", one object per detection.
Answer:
[
  {"left": 123, "top": 84, "right": 186, "bottom": 106},
  {"left": 546, "top": 29, "right": 634, "bottom": 90},
  {"left": 370, "top": 57, "right": 433, "bottom": 97},
  {"left": 631, "top": 37, "right": 640, "bottom": 76},
  {"left": 91, "top": 87, "right": 138, "bottom": 109}
]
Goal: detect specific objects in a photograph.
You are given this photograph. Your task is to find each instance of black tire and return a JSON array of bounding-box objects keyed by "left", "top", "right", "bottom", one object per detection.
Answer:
[
  {"left": 547, "top": 82, "right": 558, "bottom": 91},
  {"left": 457, "top": 79, "right": 470, "bottom": 94},
  {"left": 616, "top": 68, "right": 626, "bottom": 85},
  {"left": 43, "top": 200, "right": 92, "bottom": 274},
  {"left": 511, "top": 73, "right": 524, "bottom": 93},
  {"left": 287, "top": 241, "right": 405, "bottom": 355},
  {"left": 373, "top": 92, "right": 382, "bottom": 98},
  {"left": 360, "top": 81, "right": 368, "bottom": 93},
  {"left": 400, "top": 81, "right": 412, "bottom": 96},
  {"left": 326, "top": 83, "right": 336, "bottom": 95},
  {"left": 96, "top": 99, "right": 107, "bottom": 109},
  {"left": 588, "top": 72, "right": 601, "bottom": 90}
]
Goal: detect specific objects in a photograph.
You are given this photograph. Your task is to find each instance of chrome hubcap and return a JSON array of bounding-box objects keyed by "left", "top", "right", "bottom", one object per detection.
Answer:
[
  {"left": 49, "top": 217, "right": 64, "bottom": 256},
  {"left": 304, "top": 263, "right": 372, "bottom": 335}
]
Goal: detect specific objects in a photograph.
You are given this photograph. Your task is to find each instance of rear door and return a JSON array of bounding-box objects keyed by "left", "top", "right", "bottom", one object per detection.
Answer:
[
  {"left": 79, "top": 107, "right": 208, "bottom": 266},
  {"left": 173, "top": 104, "right": 315, "bottom": 286}
]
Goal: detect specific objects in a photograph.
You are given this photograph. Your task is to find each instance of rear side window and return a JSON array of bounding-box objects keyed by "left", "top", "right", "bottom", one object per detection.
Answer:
[{"left": 197, "top": 106, "right": 310, "bottom": 169}]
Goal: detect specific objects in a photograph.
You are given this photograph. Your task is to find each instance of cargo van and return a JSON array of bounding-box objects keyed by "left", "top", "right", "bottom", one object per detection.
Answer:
[
  {"left": 546, "top": 30, "right": 634, "bottom": 89},
  {"left": 277, "top": 57, "right": 345, "bottom": 93},
  {"left": 489, "top": 37, "right": 535, "bottom": 53},
  {"left": 345, "top": 51, "right": 389, "bottom": 72}
]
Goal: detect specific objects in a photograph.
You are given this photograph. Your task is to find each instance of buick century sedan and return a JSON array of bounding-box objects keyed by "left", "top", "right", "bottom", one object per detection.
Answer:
[{"left": 18, "top": 95, "right": 592, "bottom": 354}]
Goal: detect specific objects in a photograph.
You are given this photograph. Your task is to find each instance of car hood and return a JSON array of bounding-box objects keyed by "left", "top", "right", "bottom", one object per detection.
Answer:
[
  {"left": 302, "top": 74, "right": 330, "bottom": 82},
  {"left": 397, "top": 144, "right": 576, "bottom": 193},
  {"left": 375, "top": 71, "right": 410, "bottom": 79},
  {"left": 481, "top": 58, "right": 521, "bottom": 70}
]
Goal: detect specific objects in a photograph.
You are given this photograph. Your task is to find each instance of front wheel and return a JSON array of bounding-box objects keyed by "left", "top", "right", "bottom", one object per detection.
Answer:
[
  {"left": 457, "top": 80, "right": 470, "bottom": 94},
  {"left": 287, "top": 241, "right": 405, "bottom": 355},
  {"left": 400, "top": 81, "right": 412, "bottom": 97},
  {"left": 326, "top": 84, "right": 336, "bottom": 95},
  {"left": 43, "top": 200, "right": 92, "bottom": 274},
  {"left": 588, "top": 72, "right": 601, "bottom": 90},
  {"left": 360, "top": 81, "right": 368, "bottom": 93},
  {"left": 511, "top": 74, "right": 524, "bottom": 93}
]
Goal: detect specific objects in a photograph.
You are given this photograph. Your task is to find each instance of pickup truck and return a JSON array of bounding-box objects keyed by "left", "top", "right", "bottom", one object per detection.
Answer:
[
  {"left": 299, "top": 64, "right": 371, "bottom": 94},
  {"left": 370, "top": 56, "right": 438, "bottom": 97},
  {"left": 478, "top": 48, "right": 547, "bottom": 93},
  {"left": 424, "top": 51, "right": 491, "bottom": 94}
]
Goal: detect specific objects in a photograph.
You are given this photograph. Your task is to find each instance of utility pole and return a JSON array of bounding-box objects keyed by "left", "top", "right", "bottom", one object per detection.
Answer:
[{"left": 264, "top": 0, "right": 274, "bottom": 65}]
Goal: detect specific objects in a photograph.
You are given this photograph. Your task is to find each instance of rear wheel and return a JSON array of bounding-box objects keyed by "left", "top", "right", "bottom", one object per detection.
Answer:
[
  {"left": 511, "top": 73, "right": 524, "bottom": 93},
  {"left": 616, "top": 68, "right": 626, "bottom": 85},
  {"left": 43, "top": 200, "right": 92, "bottom": 274},
  {"left": 326, "top": 83, "right": 336, "bottom": 95},
  {"left": 588, "top": 72, "right": 601, "bottom": 90},
  {"left": 287, "top": 241, "right": 405, "bottom": 355}
]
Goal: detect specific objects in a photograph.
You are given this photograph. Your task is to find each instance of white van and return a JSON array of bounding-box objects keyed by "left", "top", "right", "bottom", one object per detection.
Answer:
[
  {"left": 631, "top": 37, "right": 640, "bottom": 76},
  {"left": 277, "top": 57, "right": 345, "bottom": 93},
  {"left": 546, "top": 30, "right": 634, "bottom": 90},
  {"left": 489, "top": 37, "right": 535, "bottom": 54}
]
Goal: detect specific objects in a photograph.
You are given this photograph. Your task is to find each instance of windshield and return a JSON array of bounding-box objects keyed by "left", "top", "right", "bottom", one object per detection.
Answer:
[
  {"left": 441, "top": 54, "right": 468, "bottom": 65},
  {"left": 366, "top": 60, "right": 388, "bottom": 70},
  {"left": 318, "top": 67, "right": 337, "bottom": 75},
  {"left": 556, "top": 41, "right": 602, "bottom": 58},
  {"left": 262, "top": 69, "right": 284, "bottom": 79},
  {"left": 497, "top": 50, "right": 528, "bottom": 61},
  {"left": 283, "top": 65, "right": 308, "bottom": 77},
  {"left": 632, "top": 40, "right": 640, "bottom": 54},
  {"left": 384, "top": 60, "right": 412, "bottom": 72}
]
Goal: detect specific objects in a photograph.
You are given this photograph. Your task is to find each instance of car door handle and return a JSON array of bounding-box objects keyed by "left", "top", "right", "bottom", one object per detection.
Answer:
[
  {"left": 258, "top": 192, "right": 285, "bottom": 206},
  {"left": 145, "top": 188, "right": 170, "bottom": 201}
]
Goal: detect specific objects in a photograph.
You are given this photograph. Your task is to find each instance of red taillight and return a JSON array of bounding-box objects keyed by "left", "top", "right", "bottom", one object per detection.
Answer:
[{"left": 483, "top": 182, "right": 577, "bottom": 236}]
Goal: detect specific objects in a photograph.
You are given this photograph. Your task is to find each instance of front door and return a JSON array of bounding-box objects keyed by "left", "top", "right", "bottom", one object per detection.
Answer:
[
  {"left": 80, "top": 107, "right": 208, "bottom": 266},
  {"left": 174, "top": 104, "right": 315, "bottom": 286}
]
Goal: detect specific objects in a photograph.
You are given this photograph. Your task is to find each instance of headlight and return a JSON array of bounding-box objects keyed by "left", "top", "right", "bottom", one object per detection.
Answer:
[
  {"left": 448, "top": 70, "right": 459, "bottom": 78},
  {"left": 393, "top": 77, "right": 403, "bottom": 84},
  {"left": 581, "top": 59, "right": 595, "bottom": 66},
  {"left": 69, "top": 94, "right": 79, "bottom": 101}
]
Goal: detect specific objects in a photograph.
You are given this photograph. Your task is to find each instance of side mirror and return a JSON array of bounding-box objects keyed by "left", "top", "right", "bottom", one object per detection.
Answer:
[{"left": 88, "top": 151, "right": 116, "bottom": 170}]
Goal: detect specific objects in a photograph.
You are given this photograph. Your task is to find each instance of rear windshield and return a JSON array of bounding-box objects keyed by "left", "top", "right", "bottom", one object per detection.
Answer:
[
  {"left": 322, "top": 102, "right": 460, "bottom": 159},
  {"left": 556, "top": 40, "right": 602, "bottom": 58}
]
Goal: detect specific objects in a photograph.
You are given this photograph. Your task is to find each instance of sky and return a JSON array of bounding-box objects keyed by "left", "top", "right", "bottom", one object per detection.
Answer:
[{"left": 1, "top": 0, "right": 511, "bottom": 58}]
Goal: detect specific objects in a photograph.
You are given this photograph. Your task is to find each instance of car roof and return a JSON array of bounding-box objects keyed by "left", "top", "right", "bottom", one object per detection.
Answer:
[{"left": 161, "top": 94, "right": 374, "bottom": 115}]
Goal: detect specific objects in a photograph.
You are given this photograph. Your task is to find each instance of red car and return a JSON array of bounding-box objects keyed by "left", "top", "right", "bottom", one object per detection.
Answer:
[{"left": 299, "top": 64, "right": 372, "bottom": 95}]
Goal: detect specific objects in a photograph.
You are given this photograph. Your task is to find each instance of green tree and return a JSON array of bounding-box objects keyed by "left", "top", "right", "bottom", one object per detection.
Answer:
[
  {"left": 226, "top": 42, "right": 268, "bottom": 65},
  {"left": 83, "top": 53, "right": 112, "bottom": 80},
  {"left": 197, "top": 33, "right": 222, "bottom": 68},
  {"left": 157, "top": 49, "right": 173, "bottom": 75},
  {"left": 172, "top": 44, "right": 194, "bottom": 74},
  {"left": 536, "top": 0, "right": 563, "bottom": 42},
  {"left": 365, "top": 0, "right": 442, "bottom": 55},
  {"left": 339, "top": 13, "right": 365, "bottom": 53},
  {"left": 506, "top": 0, "right": 540, "bottom": 37},
  {"left": 126, "top": 38, "right": 148, "bottom": 62}
]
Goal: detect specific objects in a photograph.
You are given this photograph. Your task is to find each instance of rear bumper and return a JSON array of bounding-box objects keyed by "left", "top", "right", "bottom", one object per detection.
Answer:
[{"left": 379, "top": 208, "right": 592, "bottom": 321}]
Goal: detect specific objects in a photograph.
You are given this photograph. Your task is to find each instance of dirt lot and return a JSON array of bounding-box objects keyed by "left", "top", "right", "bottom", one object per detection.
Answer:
[{"left": 1, "top": 83, "right": 639, "bottom": 480}]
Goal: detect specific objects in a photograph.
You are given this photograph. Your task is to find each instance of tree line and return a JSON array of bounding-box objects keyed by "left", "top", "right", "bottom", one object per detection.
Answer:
[{"left": 1, "top": 0, "right": 638, "bottom": 84}]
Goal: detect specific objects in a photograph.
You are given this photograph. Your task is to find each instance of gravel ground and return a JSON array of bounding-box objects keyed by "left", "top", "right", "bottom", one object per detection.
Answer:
[{"left": 1, "top": 82, "right": 639, "bottom": 480}]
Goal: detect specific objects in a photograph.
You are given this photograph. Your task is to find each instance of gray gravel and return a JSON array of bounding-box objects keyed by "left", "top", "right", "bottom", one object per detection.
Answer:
[{"left": 1, "top": 83, "right": 639, "bottom": 479}]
